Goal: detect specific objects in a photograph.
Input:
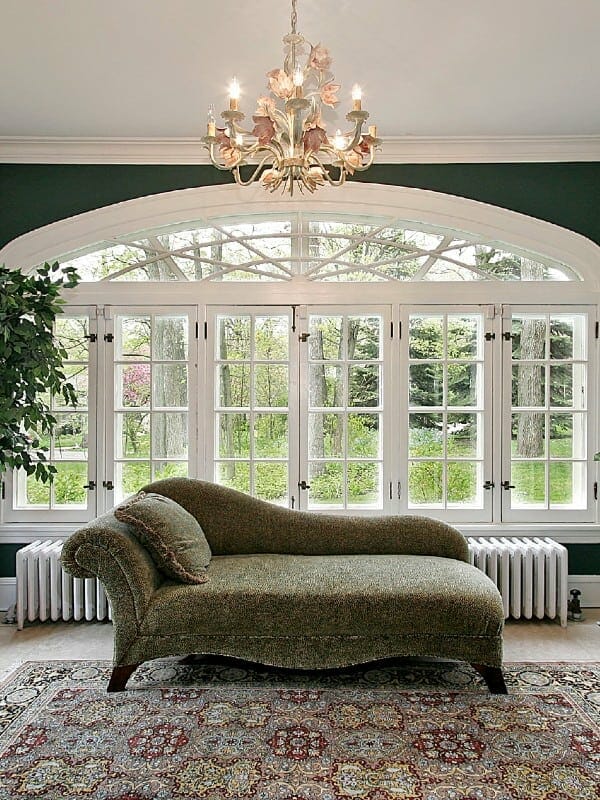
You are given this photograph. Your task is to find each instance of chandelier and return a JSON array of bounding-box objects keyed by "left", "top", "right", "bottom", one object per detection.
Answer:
[{"left": 202, "top": 0, "right": 380, "bottom": 195}]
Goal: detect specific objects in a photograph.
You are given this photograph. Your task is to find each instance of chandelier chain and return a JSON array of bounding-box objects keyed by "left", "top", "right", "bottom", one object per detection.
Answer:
[{"left": 291, "top": 0, "right": 297, "bottom": 34}]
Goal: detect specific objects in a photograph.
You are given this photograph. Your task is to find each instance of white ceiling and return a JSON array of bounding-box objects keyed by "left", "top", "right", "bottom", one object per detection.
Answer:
[{"left": 1, "top": 0, "right": 599, "bottom": 140}]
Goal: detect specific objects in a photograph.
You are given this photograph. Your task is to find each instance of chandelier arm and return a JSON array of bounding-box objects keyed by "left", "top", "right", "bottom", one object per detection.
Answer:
[
  {"left": 233, "top": 154, "right": 278, "bottom": 187},
  {"left": 309, "top": 153, "right": 347, "bottom": 187}
]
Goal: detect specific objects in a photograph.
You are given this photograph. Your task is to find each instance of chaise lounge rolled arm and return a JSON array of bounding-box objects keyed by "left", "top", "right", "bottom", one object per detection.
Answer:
[
  {"left": 62, "top": 479, "right": 507, "bottom": 694},
  {"left": 61, "top": 511, "right": 163, "bottom": 675}
]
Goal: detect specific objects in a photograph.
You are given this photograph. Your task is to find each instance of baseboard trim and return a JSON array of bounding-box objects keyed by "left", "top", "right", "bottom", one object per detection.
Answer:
[
  {"left": 567, "top": 575, "right": 600, "bottom": 608},
  {"left": 0, "top": 578, "right": 16, "bottom": 612}
]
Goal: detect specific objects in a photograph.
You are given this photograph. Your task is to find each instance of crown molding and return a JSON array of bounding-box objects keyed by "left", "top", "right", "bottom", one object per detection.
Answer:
[{"left": 0, "top": 135, "right": 599, "bottom": 165}]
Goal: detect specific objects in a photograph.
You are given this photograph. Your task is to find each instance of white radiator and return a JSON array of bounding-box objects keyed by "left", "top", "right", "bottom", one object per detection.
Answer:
[
  {"left": 467, "top": 536, "right": 568, "bottom": 627},
  {"left": 15, "top": 540, "right": 111, "bottom": 631}
]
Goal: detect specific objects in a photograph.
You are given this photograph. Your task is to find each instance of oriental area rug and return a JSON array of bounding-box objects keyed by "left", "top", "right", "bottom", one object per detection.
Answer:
[{"left": 0, "top": 659, "right": 598, "bottom": 800}]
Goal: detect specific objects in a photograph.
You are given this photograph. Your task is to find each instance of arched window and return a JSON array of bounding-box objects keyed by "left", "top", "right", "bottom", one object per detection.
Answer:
[{"left": 1, "top": 184, "right": 598, "bottom": 532}]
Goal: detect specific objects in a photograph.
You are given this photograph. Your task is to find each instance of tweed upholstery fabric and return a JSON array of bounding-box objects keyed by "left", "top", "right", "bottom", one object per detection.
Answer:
[
  {"left": 141, "top": 478, "right": 469, "bottom": 561},
  {"left": 115, "top": 492, "right": 211, "bottom": 585},
  {"left": 62, "top": 479, "right": 504, "bottom": 675}
]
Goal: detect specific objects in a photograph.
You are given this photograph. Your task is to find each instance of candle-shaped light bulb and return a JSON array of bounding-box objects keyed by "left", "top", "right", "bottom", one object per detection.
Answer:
[
  {"left": 368, "top": 124, "right": 377, "bottom": 139},
  {"left": 333, "top": 129, "right": 346, "bottom": 150},
  {"left": 207, "top": 104, "right": 216, "bottom": 137},
  {"left": 235, "top": 133, "right": 244, "bottom": 147},
  {"left": 352, "top": 84, "right": 362, "bottom": 111},
  {"left": 229, "top": 77, "right": 240, "bottom": 110},
  {"left": 293, "top": 65, "right": 304, "bottom": 87}
]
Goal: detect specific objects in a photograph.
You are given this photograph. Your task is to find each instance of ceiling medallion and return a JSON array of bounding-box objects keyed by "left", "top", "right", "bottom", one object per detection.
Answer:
[{"left": 203, "top": 0, "right": 381, "bottom": 195}]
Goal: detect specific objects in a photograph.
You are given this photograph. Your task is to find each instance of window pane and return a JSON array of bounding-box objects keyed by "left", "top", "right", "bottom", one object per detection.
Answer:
[
  {"left": 511, "top": 462, "right": 546, "bottom": 507},
  {"left": 549, "top": 364, "right": 573, "bottom": 408},
  {"left": 409, "top": 414, "right": 443, "bottom": 457},
  {"left": 117, "top": 412, "right": 150, "bottom": 458},
  {"left": 53, "top": 413, "right": 88, "bottom": 460},
  {"left": 116, "top": 316, "right": 151, "bottom": 361},
  {"left": 347, "top": 462, "right": 381, "bottom": 507},
  {"left": 52, "top": 462, "right": 87, "bottom": 508},
  {"left": 447, "top": 315, "right": 481, "bottom": 359},
  {"left": 116, "top": 462, "right": 151, "bottom": 501},
  {"left": 550, "top": 414, "right": 586, "bottom": 459},
  {"left": 55, "top": 317, "right": 89, "bottom": 360},
  {"left": 254, "top": 463, "right": 288, "bottom": 505},
  {"left": 218, "top": 413, "right": 250, "bottom": 458},
  {"left": 117, "top": 364, "right": 151, "bottom": 408},
  {"left": 309, "top": 365, "right": 343, "bottom": 408},
  {"left": 409, "top": 364, "right": 443, "bottom": 407},
  {"left": 153, "top": 461, "right": 188, "bottom": 481},
  {"left": 447, "top": 462, "right": 479, "bottom": 506},
  {"left": 24, "top": 473, "right": 50, "bottom": 507},
  {"left": 254, "top": 365, "right": 288, "bottom": 407},
  {"left": 54, "top": 366, "right": 88, "bottom": 408},
  {"left": 309, "top": 316, "right": 343, "bottom": 360},
  {"left": 254, "top": 413, "right": 288, "bottom": 458},
  {"left": 218, "top": 316, "right": 251, "bottom": 360},
  {"left": 255, "top": 316, "right": 288, "bottom": 360},
  {"left": 550, "top": 462, "right": 586, "bottom": 508},
  {"left": 308, "top": 462, "right": 344, "bottom": 507},
  {"left": 218, "top": 364, "right": 250, "bottom": 407},
  {"left": 152, "top": 413, "right": 188, "bottom": 458},
  {"left": 348, "top": 316, "right": 381, "bottom": 360},
  {"left": 512, "top": 365, "right": 546, "bottom": 408},
  {"left": 409, "top": 316, "right": 443, "bottom": 359},
  {"left": 408, "top": 461, "right": 443, "bottom": 506},
  {"left": 153, "top": 316, "right": 188, "bottom": 360},
  {"left": 309, "top": 413, "right": 344, "bottom": 458},
  {"left": 447, "top": 363, "right": 479, "bottom": 407},
  {"left": 216, "top": 461, "right": 250, "bottom": 494},
  {"left": 349, "top": 365, "right": 379, "bottom": 407},
  {"left": 153, "top": 364, "right": 188, "bottom": 407},
  {"left": 511, "top": 316, "right": 546, "bottom": 360},
  {"left": 511, "top": 413, "right": 545, "bottom": 458},
  {"left": 348, "top": 413, "right": 380, "bottom": 459},
  {"left": 447, "top": 413, "right": 479, "bottom": 457}
]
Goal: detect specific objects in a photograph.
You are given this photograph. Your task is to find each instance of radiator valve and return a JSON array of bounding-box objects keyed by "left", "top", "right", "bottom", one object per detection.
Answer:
[{"left": 568, "top": 588, "right": 584, "bottom": 622}]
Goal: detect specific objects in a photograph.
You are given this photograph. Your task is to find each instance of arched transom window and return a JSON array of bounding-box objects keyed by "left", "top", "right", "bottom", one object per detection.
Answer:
[{"left": 53, "top": 214, "right": 579, "bottom": 284}]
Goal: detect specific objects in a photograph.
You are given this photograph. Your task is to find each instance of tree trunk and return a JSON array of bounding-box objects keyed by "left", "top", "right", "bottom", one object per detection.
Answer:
[{"left": 516, "top": 260, "right": 545, "bottom": 457}]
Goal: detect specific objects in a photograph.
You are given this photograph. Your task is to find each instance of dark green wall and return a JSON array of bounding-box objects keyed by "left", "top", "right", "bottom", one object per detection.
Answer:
[
  {"left": 1, "top": 161, "right": 599, "bottom": 577},
  {"left": 1, "top": 163, "right": 599, "bottom": 249}
]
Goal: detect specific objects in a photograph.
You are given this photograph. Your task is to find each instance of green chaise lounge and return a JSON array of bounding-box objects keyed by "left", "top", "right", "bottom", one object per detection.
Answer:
[{"left": 61, "top": 478, "right": 507, "bottom": 694}]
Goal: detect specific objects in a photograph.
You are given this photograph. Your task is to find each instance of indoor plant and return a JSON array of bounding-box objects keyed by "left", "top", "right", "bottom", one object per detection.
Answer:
[{"left": 0, "top": 261, "right": 79, "bottom": 486}]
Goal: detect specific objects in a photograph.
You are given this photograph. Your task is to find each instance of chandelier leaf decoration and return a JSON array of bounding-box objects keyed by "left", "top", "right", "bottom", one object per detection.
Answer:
[{"left": 203, "top": 0, "right": 381, "bottom": 195}]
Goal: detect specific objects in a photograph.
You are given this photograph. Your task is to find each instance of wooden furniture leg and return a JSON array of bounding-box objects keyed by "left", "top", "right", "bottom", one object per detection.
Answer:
[
  {"left": 107, "top": 663, "right": 141, "bottom": 692},
  {"left": 471, "top": 663, "right": 508, "bottom": 694}
]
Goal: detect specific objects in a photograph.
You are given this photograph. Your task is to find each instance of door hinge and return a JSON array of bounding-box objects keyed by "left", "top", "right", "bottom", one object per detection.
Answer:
[
  {"left": 291, "top": 305, "right": 297, "bottom": 333},
  {"left": 483, "top": 480, "right": 495, "bottom": 490},
  {"left": 104, "top": 333, "right": 114, "bottom": 343},
  {"left": 1, "top": 481, "right": 4, "bottom": 500},
  {"left": 298, "top": 480, "right": 311, "bottom": 490},
  {"left": 299, "top": 332, "right": 310, "bottom": 343},
  {"left": 390, "top": 321, "right": 394, "bottom": 338},
  {"left": 594, "top": 481, "right": 598, "bottom": 501},
  {"left": 195, "top": 321, "right": 199, "bottom": 339},
  {"left": 596, "top": 321, "right": 599, "bottom": 339},
  {"left": 204, "top": 321, "right": 208, "bottom": 339},
  {"left": 85, "top": 333, "right": 97, "bottom": 343},
  {"left": 83, "top": 481, "right": 96, "bottom": 491},
  {"left": 485, "top": 332, "right": 495, "bottom": 341}
]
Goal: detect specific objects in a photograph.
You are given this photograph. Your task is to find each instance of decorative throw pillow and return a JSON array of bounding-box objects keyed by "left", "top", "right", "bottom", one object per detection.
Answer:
[{"left": 115, "top": 492, "right": 211, "bottom": 584}]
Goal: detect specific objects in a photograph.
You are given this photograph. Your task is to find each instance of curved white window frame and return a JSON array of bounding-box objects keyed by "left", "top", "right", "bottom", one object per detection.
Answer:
[{"left": 1, "top": 183, "right": 599, "bottom": 309}]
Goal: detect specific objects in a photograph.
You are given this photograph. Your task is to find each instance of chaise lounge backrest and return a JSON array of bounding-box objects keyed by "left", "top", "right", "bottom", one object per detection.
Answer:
[{"left": 141, "top": 478, "right": 469, "bottom": 562}]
